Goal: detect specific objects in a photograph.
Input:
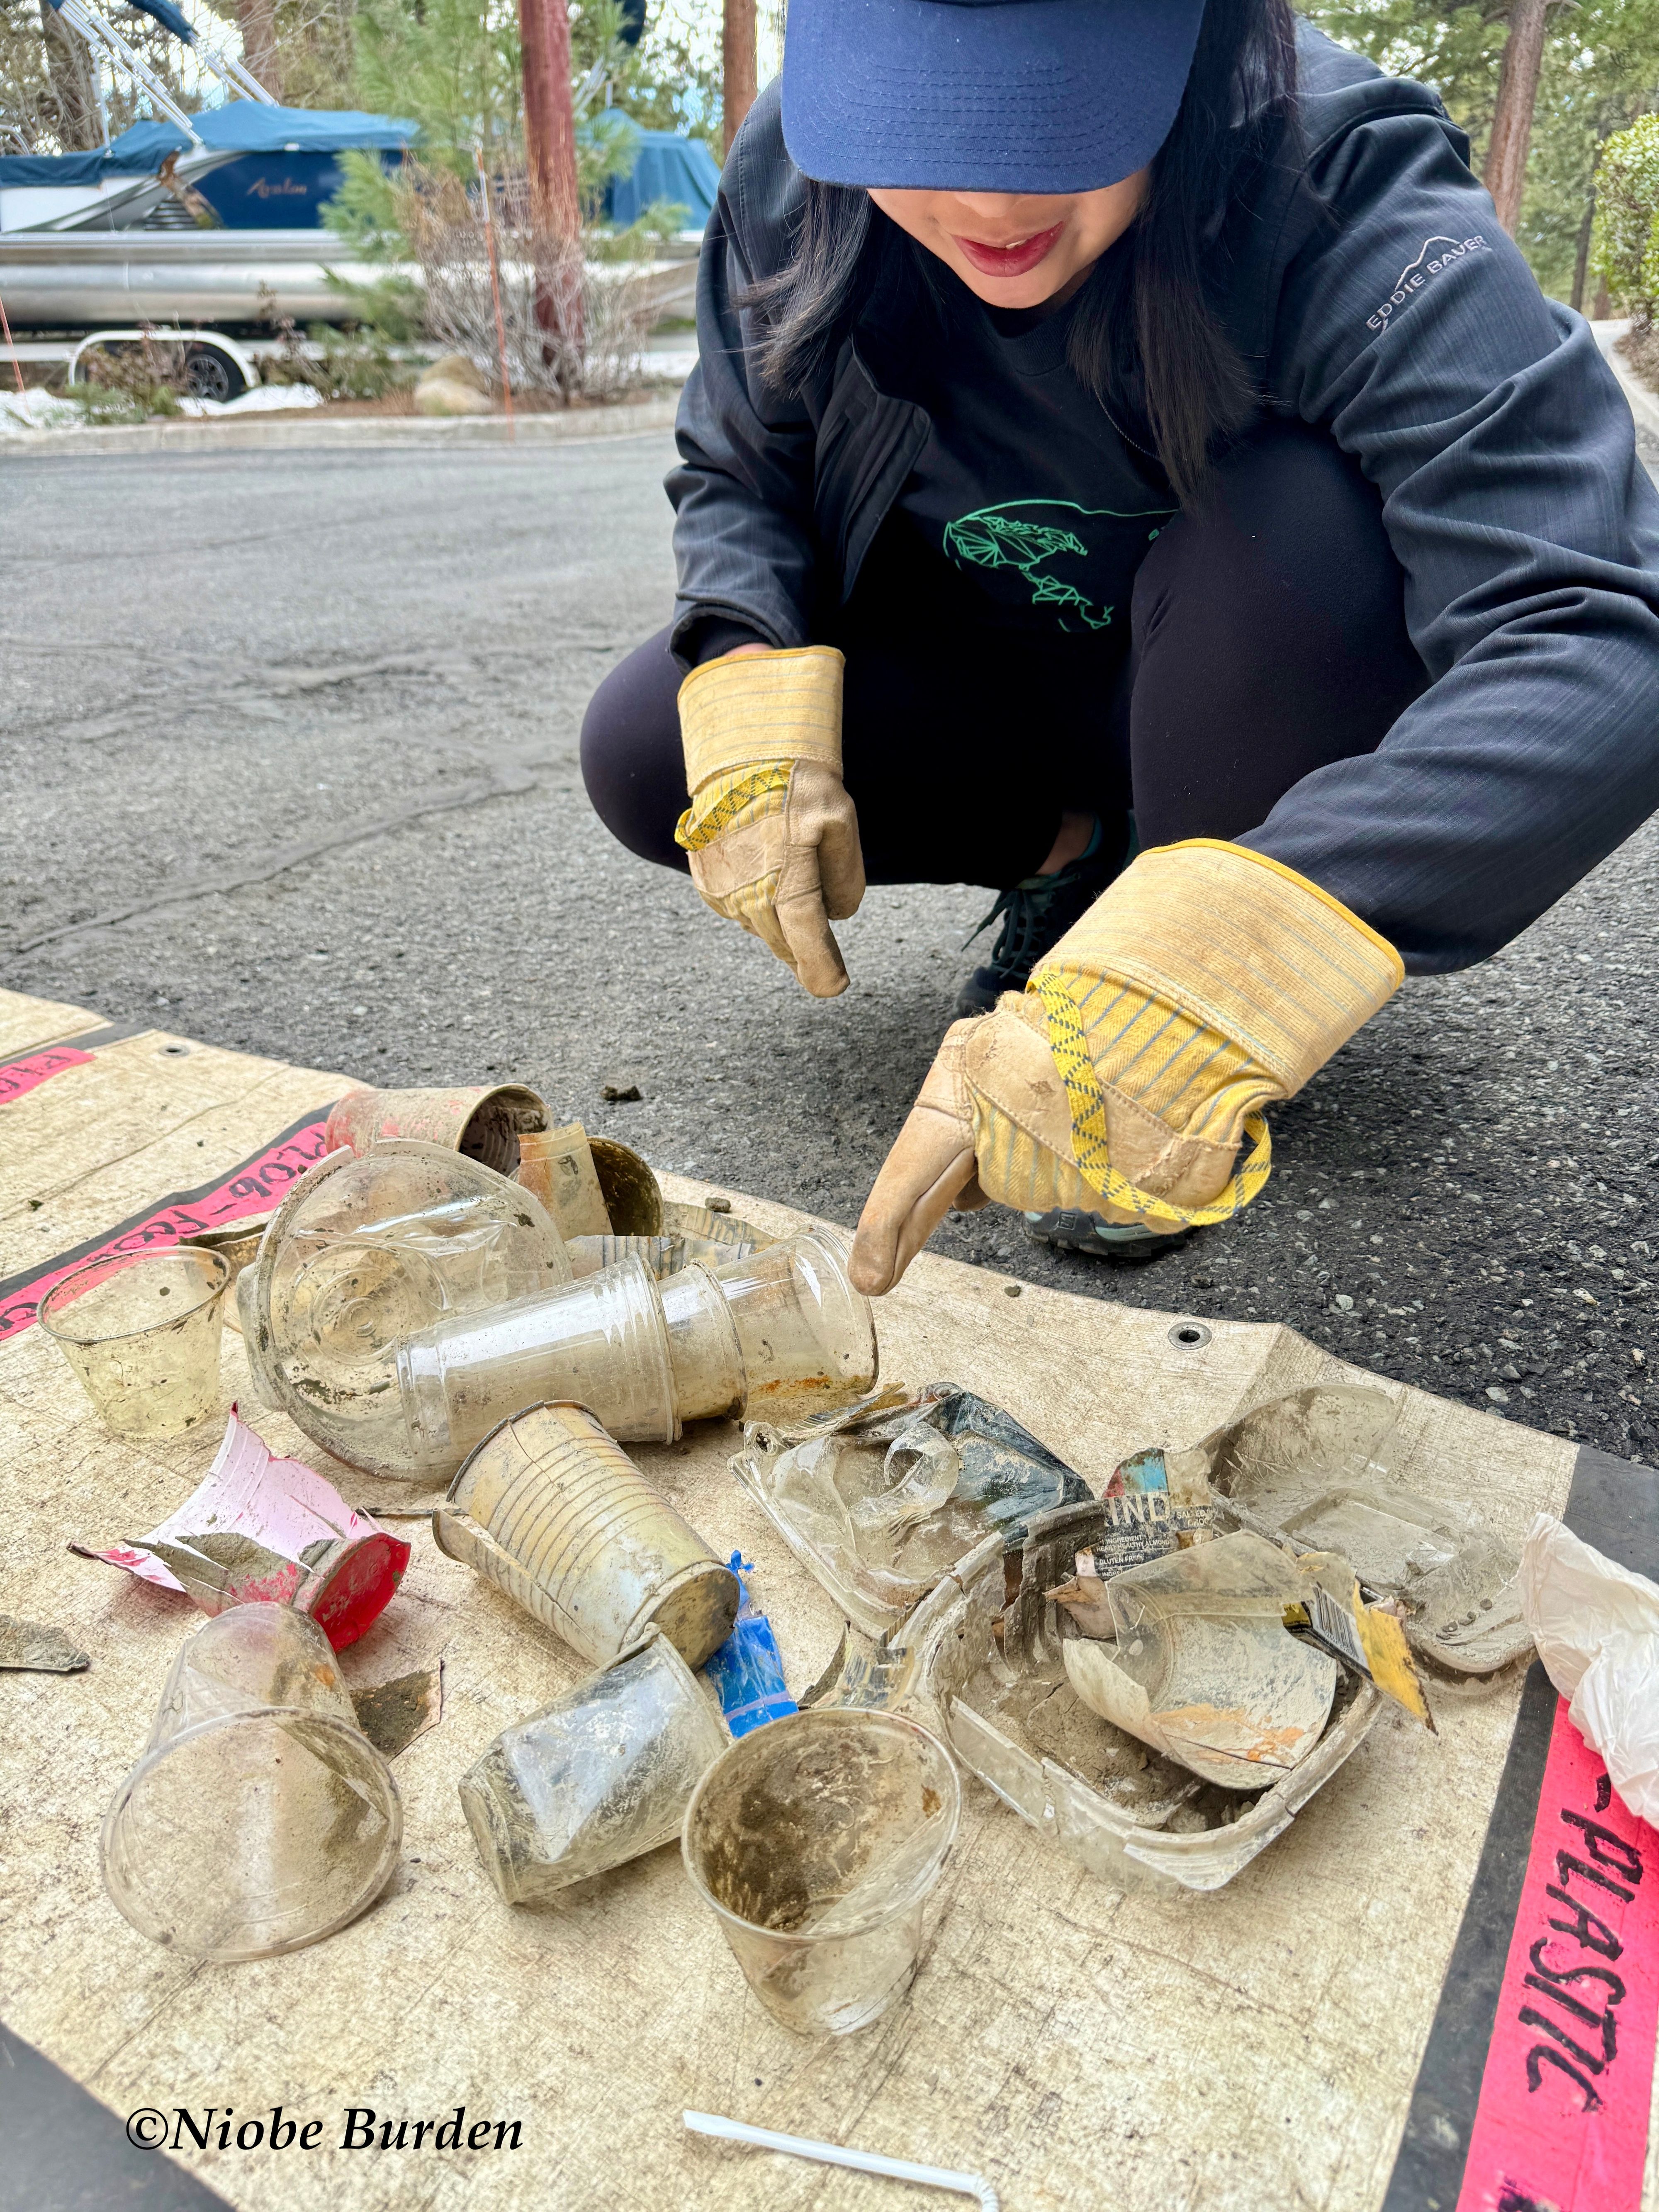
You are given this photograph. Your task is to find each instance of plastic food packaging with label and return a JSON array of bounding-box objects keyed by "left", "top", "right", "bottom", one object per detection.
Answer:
[
  {"left": 101, "top": 1604, "right": 401, "bottom": 1961},
  {"left": 460, "top": 1635, "right": 728, "bottom": 1902},
  {"left": 40, "top": 1247, "right": 230, "bottom": 1439},
  {"left": 433, "top": 1402, "right": 740, "bottom": 1667},
  {"left": 243, "top": 1139, "right": 570, "bottom": 1476},
  {"left": 682, "top": 1709, "right": 960, "bottom": 2037}
]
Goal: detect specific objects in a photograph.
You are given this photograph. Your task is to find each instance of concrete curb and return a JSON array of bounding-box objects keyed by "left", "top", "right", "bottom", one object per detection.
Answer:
[
  {"left": 0, "top": 393, "right": 682, "bottom": 459},
  {"left": 1591, "top": 318, "right": 1659, "bottom": 445}
]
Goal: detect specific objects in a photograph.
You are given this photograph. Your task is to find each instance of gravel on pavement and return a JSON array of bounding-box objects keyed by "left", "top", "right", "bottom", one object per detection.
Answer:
[{"left": 4, "top": 433, "right": 1657, "bottom": 1465}]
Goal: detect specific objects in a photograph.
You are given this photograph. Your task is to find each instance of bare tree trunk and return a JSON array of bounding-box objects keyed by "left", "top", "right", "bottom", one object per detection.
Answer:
[
  {"left": 518, "top": 0, "right": 582, "bottom": 377},
  {"left": 1571, "top": 181, "right": 1596, "bottom": 312},
  {"left": 1484, "top": 0, "right": 1553, "bottom": 236},
  {"left": 39, "top": 0, "right": 100, "bottom": 151},
  {"left": 723, "top": 0, "right": 756, "bottom": 157},
  {"left": 235, "top": 0, "right": 284, "bottom": 101}
]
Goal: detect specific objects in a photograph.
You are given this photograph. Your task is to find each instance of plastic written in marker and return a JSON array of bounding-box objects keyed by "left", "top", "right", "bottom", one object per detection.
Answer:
[
  {"left": 1456, "top": 1699, "right": 1659, "bottom": 2211},
  {"left": 702, "top": 1554, "right": 797, "bottom": 1737}
]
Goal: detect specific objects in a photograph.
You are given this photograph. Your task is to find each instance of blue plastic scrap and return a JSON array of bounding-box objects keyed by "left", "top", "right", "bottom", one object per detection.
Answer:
[{"left": 702, "top": 1554, "right": 797, "bottom": 1738}]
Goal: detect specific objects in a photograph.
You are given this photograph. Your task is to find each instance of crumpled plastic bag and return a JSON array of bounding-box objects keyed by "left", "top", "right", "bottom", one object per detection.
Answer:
[{"left": 1517, "top": 1512, "right": 1659, "bottom": 1826}]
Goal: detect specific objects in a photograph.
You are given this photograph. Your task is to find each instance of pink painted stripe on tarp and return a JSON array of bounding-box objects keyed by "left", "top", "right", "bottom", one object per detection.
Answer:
[
  {"left": 0, "top": 1043, "right": 95, "bottom": 1105},
  {"left": 0, "top": 1110, "right": 334, "bottom": 1343},
  {"left": 1455, "top": 1696, "right": 1659, "bottom": 2212}
]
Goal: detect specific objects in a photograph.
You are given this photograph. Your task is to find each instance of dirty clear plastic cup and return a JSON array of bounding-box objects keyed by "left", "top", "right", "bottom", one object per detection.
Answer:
[
  {"left": 101, "top": 1604, "right": 401, "bottom": 1961},
  {"left": 459, "top": 1635, "right": 728, "bottom": 1902},
  {"left": 397, "top": 1254, "right": 679, "bottom": 1469},
  {"left": 659, "top": 1263, "right": 747, "bottom": 1421},
  {"left": 713, "top": 1231, "right": 878, "bottom": 1424},
  {"left": 682, "top": 1709, "right": 959, "bottom": 2036},
  {"left": 40, "top": 1247, "right": 229, "bottom": 1438},
  {"left": 433, "top": 1402, "right": 739, "bottom": 1667}
]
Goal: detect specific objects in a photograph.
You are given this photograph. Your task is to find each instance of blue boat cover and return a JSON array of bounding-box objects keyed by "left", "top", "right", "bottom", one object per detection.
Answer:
[
  {"left": 603, "top": 129, "right": 719, "bottom": 231},
  {"left": 0, "top": 102, "right": 414, "bottom": 187}
]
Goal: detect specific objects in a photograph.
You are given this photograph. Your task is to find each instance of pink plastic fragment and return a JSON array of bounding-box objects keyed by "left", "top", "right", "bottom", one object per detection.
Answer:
[{"left": 71, "top": 1408, "right": 410, "bottom": 1650}]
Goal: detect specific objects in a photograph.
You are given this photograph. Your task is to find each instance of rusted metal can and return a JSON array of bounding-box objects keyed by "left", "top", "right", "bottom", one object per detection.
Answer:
[
  {"left": 325, "top": 1084, "right": 548, "bottom": 1179},
  {"left": 432, "top": 1402, "right": 739, "bottom": 1668}
]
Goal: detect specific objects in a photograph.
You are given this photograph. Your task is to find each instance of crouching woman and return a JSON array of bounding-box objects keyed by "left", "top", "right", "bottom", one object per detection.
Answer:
[{"left": 579, "top": 0, "right": 1659, "bottom": 1292}]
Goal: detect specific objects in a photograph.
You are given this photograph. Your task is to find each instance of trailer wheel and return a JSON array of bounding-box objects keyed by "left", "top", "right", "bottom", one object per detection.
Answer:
[{"left": 184, "top": 345, "right": 246, "bottom": 404}]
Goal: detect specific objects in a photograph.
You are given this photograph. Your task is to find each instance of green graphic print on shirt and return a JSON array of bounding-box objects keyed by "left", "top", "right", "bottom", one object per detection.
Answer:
[{"left": 942, "top": 498, "right": 1176, "bottom": 633}]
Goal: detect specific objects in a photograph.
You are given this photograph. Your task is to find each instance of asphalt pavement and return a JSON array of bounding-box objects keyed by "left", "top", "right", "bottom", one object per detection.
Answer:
[{"left": 4, "top": 431, "right": 1658, "bottom": 1465}]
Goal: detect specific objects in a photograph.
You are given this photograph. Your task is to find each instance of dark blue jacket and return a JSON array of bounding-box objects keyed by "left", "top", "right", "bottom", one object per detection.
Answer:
[{"left": 667, "top": 29, "right": 1659, "bottom": 973}]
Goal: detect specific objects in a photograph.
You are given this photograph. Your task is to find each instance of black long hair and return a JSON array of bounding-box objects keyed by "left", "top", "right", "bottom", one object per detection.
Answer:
[{"left": 747, "top": 0, "right": 1299, "bottom": 503}]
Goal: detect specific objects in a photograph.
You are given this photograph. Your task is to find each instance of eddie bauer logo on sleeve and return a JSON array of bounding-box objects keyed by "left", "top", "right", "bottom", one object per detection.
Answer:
[{"left": 1367, "top": 234, "right": 1490, "bottom": 331}]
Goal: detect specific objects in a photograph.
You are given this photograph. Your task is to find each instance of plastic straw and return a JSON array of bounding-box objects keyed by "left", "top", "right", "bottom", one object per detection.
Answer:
[{"left": 683, "top": 2111, "right": 999, "bottom": 2210}]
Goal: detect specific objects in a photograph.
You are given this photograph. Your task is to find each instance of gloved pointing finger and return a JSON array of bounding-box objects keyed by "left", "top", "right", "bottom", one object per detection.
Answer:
[{"left": 852, "top": 841, "right": 1404, "bottom": 1293}]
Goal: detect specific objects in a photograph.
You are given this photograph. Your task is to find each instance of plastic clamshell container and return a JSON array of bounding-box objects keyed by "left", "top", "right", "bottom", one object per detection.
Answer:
[
  {"left": 40, "top": 1247, "right": 229, "bottom": 1438},
  {"left": 246, "top": 1139, "right": 570, "bottom": 1477},
  {"left": 901, "top": 1501, "right": 1381, "bottom": 1894},
  {"left": 432, "top": 1402, "right": 740, "bottom": 1668},
  {"left": 732, "top": 1384, "right": 1088, "bottom": 1638},
  {"left": 100, "top": 1604, "right": 401, "bottom": 1961},
  {"left": 682, "top": 1709, "right": 960, "bottom": 2037},
  {"left": 459, "top": 1635, "right": 728, "bottom": 1902},
  {"left": 1169, "top": 1386, "right": 1532, "bottom": 1676}
]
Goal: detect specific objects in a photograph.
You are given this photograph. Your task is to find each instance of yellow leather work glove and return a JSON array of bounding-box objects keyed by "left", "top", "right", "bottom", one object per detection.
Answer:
[
  {"left": 850, "top": 840, "right": 1404, "bottom": 1293},
  {"left": 675, "top": 644, "right": 865, "bottom": 998}
]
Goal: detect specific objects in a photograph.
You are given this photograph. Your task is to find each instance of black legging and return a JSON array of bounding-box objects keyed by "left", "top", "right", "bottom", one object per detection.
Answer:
[{"left": 581, "top": 419, "right": 1429, "bottom": 888}]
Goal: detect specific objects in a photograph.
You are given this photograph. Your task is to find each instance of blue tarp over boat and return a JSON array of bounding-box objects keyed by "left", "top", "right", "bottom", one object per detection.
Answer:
[
  {"left": 602, "top": 129, "right": 719, "bottom": 231},
  {"left": 0, "top": 102, "right": 415, "bottom": 188}
]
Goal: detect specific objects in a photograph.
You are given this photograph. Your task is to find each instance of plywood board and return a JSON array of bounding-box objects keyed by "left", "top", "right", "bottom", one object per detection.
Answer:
[{"left": 0, "top": 988, "right": 1625, "bottom": 2212}]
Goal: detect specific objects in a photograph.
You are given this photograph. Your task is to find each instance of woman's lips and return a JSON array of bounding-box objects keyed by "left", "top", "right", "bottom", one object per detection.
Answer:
[{"left": 952, "top": 223, "right": 1065, "bottom": 279}]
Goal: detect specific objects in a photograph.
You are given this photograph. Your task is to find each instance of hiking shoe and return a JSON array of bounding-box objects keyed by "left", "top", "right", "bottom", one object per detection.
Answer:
[
  {"left": 954, "top": 818, "right": 1128, "bottom": 1019},
  {"left": 1024, "top": 1207, "right": 1194, "bottom": 1264}
]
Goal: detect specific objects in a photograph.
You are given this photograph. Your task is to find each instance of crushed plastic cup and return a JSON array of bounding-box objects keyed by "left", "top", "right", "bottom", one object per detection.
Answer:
[
  {"left": 246, "top": 1139, "right": 570, "bottom": 1476},
  {"left": 661, "top": 1201, "right": 774, "bottom": 1268},
  {"left": 1167, "top": 1385, "right": 1530, "bottom": 1674},
  {"left": 567, "top": 1234, "right": 680, "bottom": 1280},
  {"left": 100, "top": 1603, "right": 401, "bottom": 1961},
  {"left": 399, "top": 1253, "right": 680, "bottom": 1465},
  {"left": 325, "top": 1083, "right": 548, "bottom": 1178},
  {"left": 40, "top": 1247, "right": 230, "bottom": 1438},
  {"left": 433, "top": 1402, "right": 740, "bottom": 1667},
  {"left": 518, "top": 1123, "right": 612, "bottom": 1239},
  {"left": 1061, "top": 1530, "right": 1340, "bottom": 1790},
  {"left": 713, "top": 1232, "right": 877, "bottom": 1423},
  {"left": 682, "top": 1709, "right": 959, "bottom": 2036},
  {"left": 459, "top": 1635, "right": 728, "bottom": 1902}
]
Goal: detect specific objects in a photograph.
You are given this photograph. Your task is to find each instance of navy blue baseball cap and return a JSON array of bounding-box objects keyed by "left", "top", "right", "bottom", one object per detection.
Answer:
[{"left": 781, "top": 0, "right": 1206, "bottom": 195}]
